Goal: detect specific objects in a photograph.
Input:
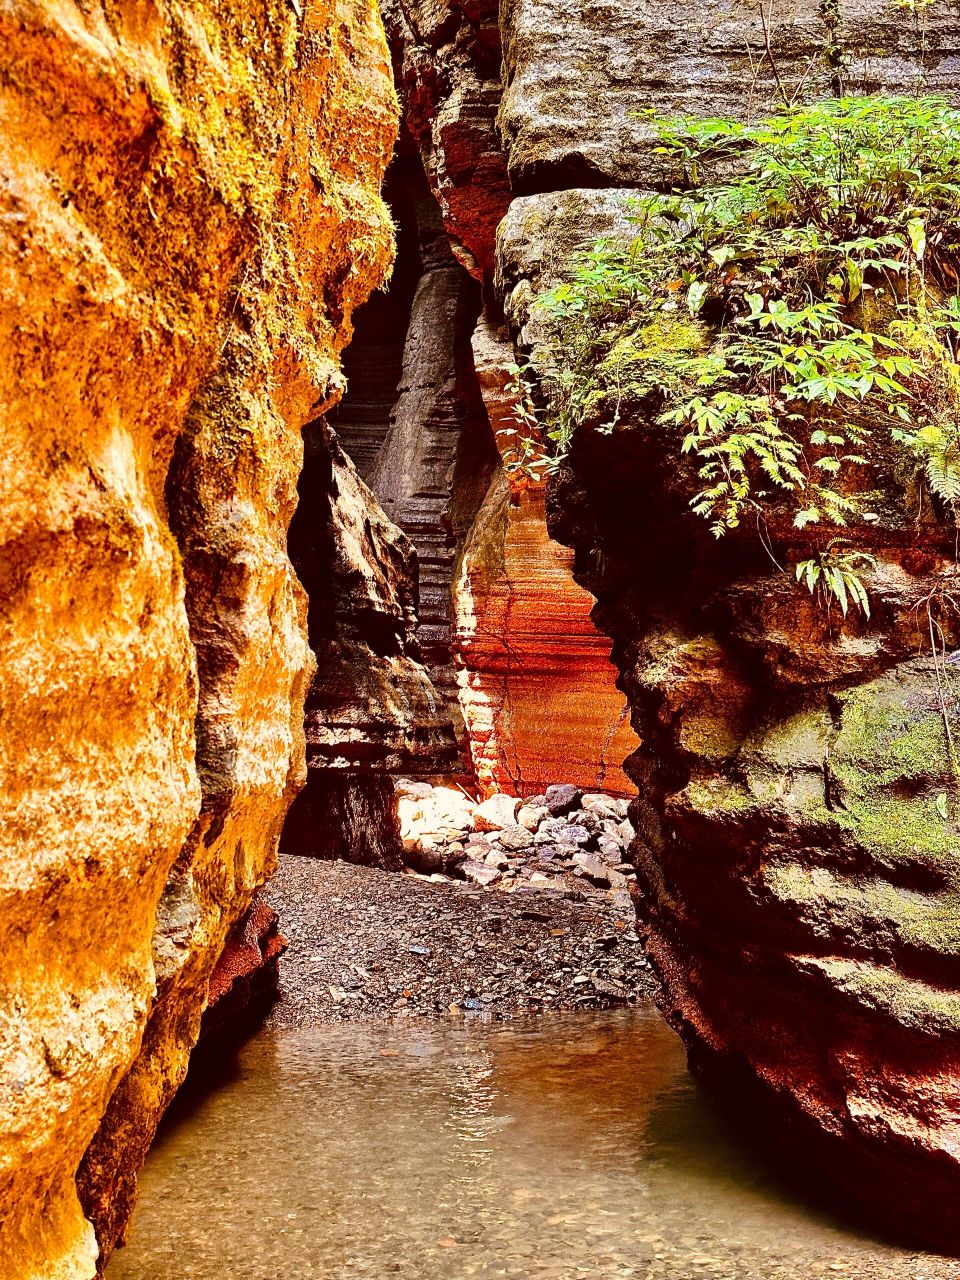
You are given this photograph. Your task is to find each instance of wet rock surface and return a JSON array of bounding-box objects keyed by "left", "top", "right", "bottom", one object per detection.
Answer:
[
  {"left": 476, "top": 0, "right": 960, "bottom": 1252},
  {"left": 266, "top": 854, "right": 654, "bottom": 1025}
]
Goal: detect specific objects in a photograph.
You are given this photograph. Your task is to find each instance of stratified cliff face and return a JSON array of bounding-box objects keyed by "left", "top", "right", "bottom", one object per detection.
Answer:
[
  {"left": 370, "top": 160, "right": 497, "bottom": 739},
  {"left": 383, "top": 0, "right": 639, "bottom": 797},
  {"left": 489, "top": 0, "right": 960, "bottom": 1249},
  {"left": 0, "top": 3, "right": 396, "bottom": 1275},
  {"left": 455, "top": 314, "right": 637, "bottom": 796},
  {"left": 384, "top": 0, "right": 510, "bottom": 282},
  {"left": 283, "top": 420, "right": 460, "bottom": 869}
]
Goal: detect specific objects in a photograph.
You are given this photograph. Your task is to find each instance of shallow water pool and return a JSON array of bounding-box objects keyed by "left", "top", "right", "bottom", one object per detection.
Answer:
[{"left": 107, "top": 1006, "right": 946, "bottom": 1280}]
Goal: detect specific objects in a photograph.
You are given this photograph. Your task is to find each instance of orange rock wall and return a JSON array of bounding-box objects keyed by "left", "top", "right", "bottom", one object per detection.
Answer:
[
  {"left": 0, "top": 3, "right": 396, "bottom": 1276},
  {"left": 450, "top": 317, "right": 637, "bottom": 799},
  {"left": 455, "top": 469, "right": 637, "bottom": 798},
  {"left": 384, "top": 2, "right": 638, "bottom": 798}
]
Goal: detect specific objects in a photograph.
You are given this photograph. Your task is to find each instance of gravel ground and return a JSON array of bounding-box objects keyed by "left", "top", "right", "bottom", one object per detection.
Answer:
[{"left": 265, "top": 854, "right": 656, "bottom": 1026}]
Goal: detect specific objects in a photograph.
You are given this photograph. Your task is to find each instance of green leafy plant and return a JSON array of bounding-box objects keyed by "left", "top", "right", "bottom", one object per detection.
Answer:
[
  {"left": 795, "top": 545, "right": 877, "bottom": 617},
  {"left": 515, "top": 94, "right": 960, "bottom": 613},
  {"left": 500, "top": 362, "right": 556, "bottom": 480}
]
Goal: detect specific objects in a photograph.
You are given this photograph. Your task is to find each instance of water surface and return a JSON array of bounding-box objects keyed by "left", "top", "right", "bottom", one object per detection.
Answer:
[{"left": 108, "top": 1007, "right": 949, "bottom": 1279}]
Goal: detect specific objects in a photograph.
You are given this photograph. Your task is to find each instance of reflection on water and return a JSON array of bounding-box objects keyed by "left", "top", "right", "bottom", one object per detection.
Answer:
[{"left": 108, "top": 1007, "right": 940, "bottom": 1280}]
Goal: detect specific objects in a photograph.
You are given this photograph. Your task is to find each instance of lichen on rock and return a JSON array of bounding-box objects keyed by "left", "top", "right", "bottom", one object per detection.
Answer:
[{"left": 489, "top": 0, "right": 960, "bottom": 1250}]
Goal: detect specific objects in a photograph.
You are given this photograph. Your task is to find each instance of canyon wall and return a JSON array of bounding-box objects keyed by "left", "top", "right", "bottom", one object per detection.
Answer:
[
  {"left": 0, "top": 2, "right": 397, "bottom": 1275},
  {"left": 382, "top": 0, "right": 638, "bottom": 797},
  {"left": 481, "top": 0, "right": 960, "bottom": 1250},
  {"left": 284, "top": 418, "right": 460, "bottom": 868}
]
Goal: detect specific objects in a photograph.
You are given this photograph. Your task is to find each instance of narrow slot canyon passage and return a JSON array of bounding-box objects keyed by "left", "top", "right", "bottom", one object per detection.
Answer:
[
  {"left": 9, "top": 1, "right": 960, "bottom": 1278},
  {"left": 99, "top": 96, "right": 960, "bottom": 1280}
]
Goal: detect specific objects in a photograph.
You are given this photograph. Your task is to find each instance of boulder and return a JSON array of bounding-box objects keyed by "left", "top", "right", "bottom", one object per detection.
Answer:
[
  {"left": 396, "top": 778, "right": 435, "bottom": 800},
  {"left": 473, "top": 793, "right": 522, "bottom": 831},
  {"left": 498, "top": 824, "right": 535, "bottom": 852},
  {"left": 582, "top": 793, "right": 622, "bottom": 820},
  {"left": 517, "top": 803, "right": 549, "bottom": 831},
  {"left": 597, "top": 836, "right": 624, "bottom": 865},
  {"left": 570, "top": 810, "right": 602, "bottom": 836},
  {"left": 571, "top": 853, "right": 612, "bottom": 887},
  {"left": 461, "top": 859, "right": 501, "bottom": 887},
  {"left": 551, "top": 823, "right": 591, "bottom": 848},
  {"left": 403, "top": 844, "right": 446, "bottom": 876},
  {"left": 545, "top": 783, "right": 582, "bottom": 816}
]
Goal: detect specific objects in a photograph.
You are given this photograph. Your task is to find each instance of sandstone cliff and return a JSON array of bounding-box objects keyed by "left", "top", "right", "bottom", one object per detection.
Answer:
[
  {"left": 454, "top": 318, "right": 637, "bottom": 796},
  {"left": 485, "top": 0, "right": 960, "bottom": 1249},
  {"left": 382, "top": 0, "right": 639, "bottom": 797},
  {"left": 0, "top": 2, "right": 396, "bottom": 1275}
]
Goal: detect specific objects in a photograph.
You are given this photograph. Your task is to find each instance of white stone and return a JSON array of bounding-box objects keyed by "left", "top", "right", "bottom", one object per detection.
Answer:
[
  {"left": 517, "top": 804, "right": 549, "bottom": 831},
  {"left": 473, "top": 793, "right": 521, "bottom": 831}
]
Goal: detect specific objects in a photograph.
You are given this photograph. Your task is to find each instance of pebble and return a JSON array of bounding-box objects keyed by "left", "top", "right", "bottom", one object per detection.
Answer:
[{"left": 267, "top": 852, "right": 656, "bottom": 1031}]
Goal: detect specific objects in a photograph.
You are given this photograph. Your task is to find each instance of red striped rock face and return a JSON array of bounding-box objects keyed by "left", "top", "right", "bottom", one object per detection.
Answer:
[
  {"left": 382, "top": 1, "right": 639, "bottom": 801},
  {"left": 455, "top": 475, "right": 638, "bottom": 799}
]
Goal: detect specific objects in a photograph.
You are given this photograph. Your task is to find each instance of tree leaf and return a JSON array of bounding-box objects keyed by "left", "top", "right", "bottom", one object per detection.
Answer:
[
  {"left": 687, "top": 280, "right": 709, "bottom": 314},
  {"left": 908, "top": 216, "right": 927, "bottom": 260},
  {"left": 745, "top": 292, "right": 765, "bottom": 320},
  {"left": 845, "top": 257, "right": 863, "bottom": 302},
  {"left": 709, "top": 245, "right": 736, "bottom": 266},
  {"left": 794, "top": 507, "right": 821, "bottom": 528}
]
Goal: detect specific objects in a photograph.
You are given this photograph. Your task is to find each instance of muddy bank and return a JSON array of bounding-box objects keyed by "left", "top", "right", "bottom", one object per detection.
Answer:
[{"left": 264, "top": 855, "right": 655, "bottom": 1026}]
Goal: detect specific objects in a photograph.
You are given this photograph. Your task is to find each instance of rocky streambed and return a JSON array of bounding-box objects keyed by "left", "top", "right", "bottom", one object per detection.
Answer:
[
  {"left": 396, "top": 779, "right": 636, "bottom": 906},
  {"left": 265, "top": 853, "right": 654, "bottom": 1025},
  {"left": 266, "top": 780, "right": 651, "bottom": 1024}
]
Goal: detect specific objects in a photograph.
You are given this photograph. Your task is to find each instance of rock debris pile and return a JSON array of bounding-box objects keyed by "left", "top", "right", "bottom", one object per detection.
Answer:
[{"left": 396, "top": 781, "right": 637, "bottom": 916}]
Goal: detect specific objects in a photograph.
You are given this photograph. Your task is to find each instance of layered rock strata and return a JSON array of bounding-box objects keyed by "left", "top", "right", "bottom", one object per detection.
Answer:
[
  {"left": 486, "top": 0, "right": 960, "bottom": 1248},
  {"left": 0, "top": 2, "right": 396, "bottom": 1275},
  {"left": 454, "top": 465, "right": 638, "bottom": 797},
  {"left": 382, "top": 0, "right": 511, "bottom": 282},
  {"left": 323, "top": 157, "right": 497, "bottom": 761},
  {"left": 453, "top": 312, "right": 637, "bottom": 797},
  {"left": 284, "top": 421, "right": 459, "bottom": 868},
  {"left": 548, "top": 369, "right": 960, "bottom": 1249},
  {"left": 384, "top": 0, "right": 639, "bottom": 797},
  {"left": 369, "top": 158, "right": 497, "bottom": 733}
]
